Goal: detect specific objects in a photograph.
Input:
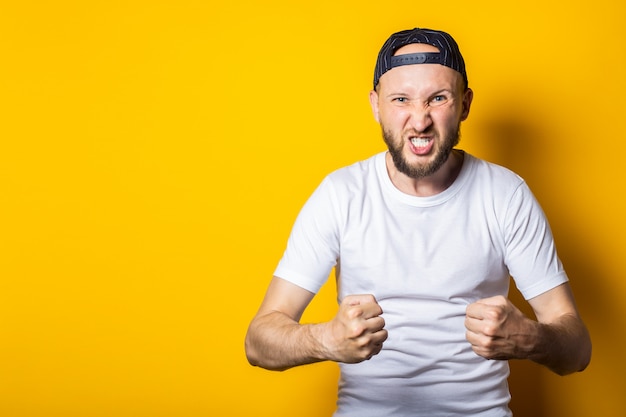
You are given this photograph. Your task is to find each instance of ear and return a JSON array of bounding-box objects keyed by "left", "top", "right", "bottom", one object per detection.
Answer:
[
  {"left": 369, "top": 90, "right": 380, "bottom": 123},
  {"left": 460, "top": 88, "right": 473, "bottom": 121}
]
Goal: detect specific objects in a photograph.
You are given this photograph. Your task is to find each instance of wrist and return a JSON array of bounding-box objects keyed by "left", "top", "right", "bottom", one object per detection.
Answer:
[{"left": 307, "top": 322, "right": 333, "bottom": 362}]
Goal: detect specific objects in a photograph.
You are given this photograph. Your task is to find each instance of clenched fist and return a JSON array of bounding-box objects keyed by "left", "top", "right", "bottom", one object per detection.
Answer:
[
  {"left": 465, "top": 295, "right": 538, "bottom": 361},
  {"left": 322, "top": 294, "right": 388, "bottom": 363}
]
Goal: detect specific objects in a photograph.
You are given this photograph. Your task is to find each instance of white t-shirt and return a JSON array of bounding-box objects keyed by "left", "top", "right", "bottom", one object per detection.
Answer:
[{"left": 274, "top": 151, "right": 568, "bottom": 417}]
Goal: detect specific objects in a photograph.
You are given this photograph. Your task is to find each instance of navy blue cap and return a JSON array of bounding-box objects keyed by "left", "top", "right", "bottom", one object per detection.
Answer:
[{"left": 373, "top": 28, "right": 468, "bottom": 90}]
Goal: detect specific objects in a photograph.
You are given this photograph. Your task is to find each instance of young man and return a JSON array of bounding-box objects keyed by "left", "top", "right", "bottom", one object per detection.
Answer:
[{"left": 245, "top": 27, "right": 591, "bottom": 416}]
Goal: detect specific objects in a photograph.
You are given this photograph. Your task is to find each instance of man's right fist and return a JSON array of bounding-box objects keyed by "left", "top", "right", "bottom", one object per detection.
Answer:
[{"left": 322, "top": 294, "right": 388, "bottom": 363}]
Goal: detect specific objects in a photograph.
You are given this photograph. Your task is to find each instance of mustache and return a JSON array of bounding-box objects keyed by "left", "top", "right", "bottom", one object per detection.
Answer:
[{"left": 403, "top": 127, "right": 434, "bottom": 137}]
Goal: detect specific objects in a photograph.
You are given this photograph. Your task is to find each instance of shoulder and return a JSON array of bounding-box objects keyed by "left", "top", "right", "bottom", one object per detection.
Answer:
[
  {"left": 328, "top": 153, "right": 381, "bottom": 180},
  {"left": 323, "top": 152, "right": 384, "bottom": 194},
  {"left": 465, "top": 153, "right": 523, "bottom": 183},
  {"left": 463, "top": 152, "right": 526, "bottom": 195},
  {"left": 298, "top": 153, "right": 383, "bottom": 216}
]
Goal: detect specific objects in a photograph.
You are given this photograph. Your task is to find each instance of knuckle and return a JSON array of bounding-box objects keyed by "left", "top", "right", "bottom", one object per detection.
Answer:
[
  {"left": 348, "top": 323, "right": 366, "bottom": 338},
  {"left": 483, "top": 325, "right": 497, "bottom": 337},
  {"left": 346, "top": 306, "right": 364, "bottom": 320},
  {"left": 483, "top": 339, "right": 496, "bottom": 349},
  {"left": 485, "top": 308, "right": 505, "bottom": 322}
]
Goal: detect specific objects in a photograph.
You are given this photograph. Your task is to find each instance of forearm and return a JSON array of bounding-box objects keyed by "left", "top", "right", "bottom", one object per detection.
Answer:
[
  {"left": 245, "top": 311, "right": 328, "bottom": 371},
  {"left": 528, "top": 313, "right": 591, "bottom": 376}
]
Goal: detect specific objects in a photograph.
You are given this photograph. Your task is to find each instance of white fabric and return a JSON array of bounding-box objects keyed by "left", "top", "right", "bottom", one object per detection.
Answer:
[{"left": 274, "top": 151, "right": 568, "bottom": 417}]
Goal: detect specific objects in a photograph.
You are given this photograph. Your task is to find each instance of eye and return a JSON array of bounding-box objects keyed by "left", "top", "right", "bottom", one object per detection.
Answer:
[
  {"left": 392, "top": 96, "right": 408, "bottom": 103},
  {"left": 429, "top": 94, "right": 449, "bottom": 106}
]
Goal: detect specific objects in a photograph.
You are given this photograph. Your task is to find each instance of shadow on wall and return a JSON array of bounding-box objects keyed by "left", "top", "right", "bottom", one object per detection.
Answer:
[
  {"left": 474, "top": 112, "right": 617, "bottom": 415},
  {"left": 474, "top": 115, "right": 551, "bottom": 417}
]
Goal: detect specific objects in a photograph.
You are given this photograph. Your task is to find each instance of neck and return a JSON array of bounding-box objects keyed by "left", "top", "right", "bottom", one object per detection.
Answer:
[{"left": 385, "top": 150, "right": 464, "bottom": 197}]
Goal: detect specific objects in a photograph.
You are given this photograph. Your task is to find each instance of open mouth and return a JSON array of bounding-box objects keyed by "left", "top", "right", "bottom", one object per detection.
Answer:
[{"left": 409, "top": 137, "right": 434, "bottom": 155}]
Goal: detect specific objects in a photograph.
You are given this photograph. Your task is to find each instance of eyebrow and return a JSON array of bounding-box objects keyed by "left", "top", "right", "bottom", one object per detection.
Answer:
[{"left": 384, "top": 88, "right": 455, "bottom": 99}]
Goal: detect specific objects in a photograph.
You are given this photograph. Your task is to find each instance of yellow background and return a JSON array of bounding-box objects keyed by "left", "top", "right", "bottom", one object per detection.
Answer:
[{"left": 1, "top": 1, "right": 624, "bottom": 416}]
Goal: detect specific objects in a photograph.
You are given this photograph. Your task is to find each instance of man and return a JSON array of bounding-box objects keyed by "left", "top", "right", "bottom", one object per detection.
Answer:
[{"left": 245, "top": 27, "right": 591, "bottom": 416}]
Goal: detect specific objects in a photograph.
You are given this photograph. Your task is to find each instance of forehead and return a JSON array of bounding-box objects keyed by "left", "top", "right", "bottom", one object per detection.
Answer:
[{"left": 394, "top": 43, "right": 440, "bottom": 55}]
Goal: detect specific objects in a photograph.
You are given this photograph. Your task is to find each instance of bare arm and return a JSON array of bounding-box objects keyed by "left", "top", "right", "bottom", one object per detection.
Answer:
[
  {"left": 465, "top": 282, "right": 591, "bottom": 375},
  {"left": 245, "top": 276, "right": 388, "bottom": 371}
]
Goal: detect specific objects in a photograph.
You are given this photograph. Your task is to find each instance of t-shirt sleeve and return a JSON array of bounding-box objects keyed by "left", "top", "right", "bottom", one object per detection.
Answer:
[
  {"left": 273, "top": 176, "right": 341, "bottom": 294},
  {"left": 503, "top": 182, "right": 569, "bottom": 300}
]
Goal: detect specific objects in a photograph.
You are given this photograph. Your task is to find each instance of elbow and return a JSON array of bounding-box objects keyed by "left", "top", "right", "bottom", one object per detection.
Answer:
[
  {"left": 535, "top": 317, "right": 592, "bottom": 376},
  {"left": 244, "top": 347, "right": 257, "bottom": 367},
  {"left": 245, "top": 347, "right": 288, "bottom": 372},
  {"left": 244, "top": 328, "right": 287, "bottom": 371},
  {"left": 244, "top": 347, "right": 265, "bottom": 369},
  {"left": 245, "top": 350, "right": 288, "bottom": 372},
  {"left": 576, "top": 335, "right": 592, "bottom": 373},
  {"left": 244, "top": 330, "right": 261, "bottom": 367},
  {"left": 574, "top": 325, "right": 593, "bottom": 374},
  {"left": 557, "top": 328, "right": 592, "bottom": 376},
  {"left": 554, "top": 358, "right": 590, "bottom": 376}
]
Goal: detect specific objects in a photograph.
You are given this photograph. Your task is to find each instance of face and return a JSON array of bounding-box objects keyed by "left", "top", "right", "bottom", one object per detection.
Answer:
[{"left": 370, "top": 44, "right": 473, "bottom": 179}]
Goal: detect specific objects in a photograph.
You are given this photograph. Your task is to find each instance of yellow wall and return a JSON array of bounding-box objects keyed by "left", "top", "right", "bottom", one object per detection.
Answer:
[{"left": 1, "top": 1, "right": 624, "bottom": 416}]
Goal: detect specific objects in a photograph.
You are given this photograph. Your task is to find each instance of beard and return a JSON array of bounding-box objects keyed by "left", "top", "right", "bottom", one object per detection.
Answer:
[{"left": 382, "top": 125, "right": 461, "bottom": 179}]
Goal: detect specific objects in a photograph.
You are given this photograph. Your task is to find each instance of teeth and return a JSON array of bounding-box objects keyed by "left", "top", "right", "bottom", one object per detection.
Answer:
[{"left": 410, "top": 138, "right": 430, "bottom": 147}]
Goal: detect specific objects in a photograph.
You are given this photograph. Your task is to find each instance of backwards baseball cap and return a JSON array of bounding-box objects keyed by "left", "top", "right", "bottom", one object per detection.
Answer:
[{"left": 373, "top": 28, "right": 467, "bottom": 90}]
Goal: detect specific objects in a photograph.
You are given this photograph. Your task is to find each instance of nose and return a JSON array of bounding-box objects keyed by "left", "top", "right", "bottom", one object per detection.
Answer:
[{"left": 406, "top": 104, "right": 433, "bottom": 133}]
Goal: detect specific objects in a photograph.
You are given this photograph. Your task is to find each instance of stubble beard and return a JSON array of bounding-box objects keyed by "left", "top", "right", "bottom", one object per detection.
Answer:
[{"left": 382, "top": 125, "right": 461, "bottom": 180}]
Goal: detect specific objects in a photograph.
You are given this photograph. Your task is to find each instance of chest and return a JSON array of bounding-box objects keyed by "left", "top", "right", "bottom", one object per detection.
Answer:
[{"left": 337, "top": 195, "right": 509, "bottom": 302}]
